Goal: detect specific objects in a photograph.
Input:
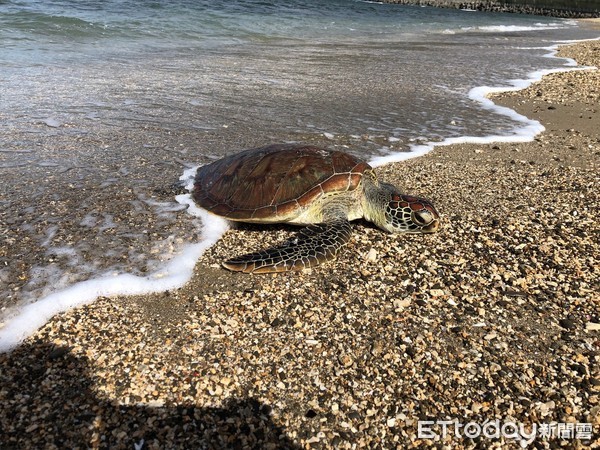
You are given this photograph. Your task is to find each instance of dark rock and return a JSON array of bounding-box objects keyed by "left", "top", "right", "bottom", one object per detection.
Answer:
[
  {"left": 305, "top": 409, "right": 317, "bottom": 418},
  {"left": 558, "top": 318, "right": 577, "bottom": 329}
]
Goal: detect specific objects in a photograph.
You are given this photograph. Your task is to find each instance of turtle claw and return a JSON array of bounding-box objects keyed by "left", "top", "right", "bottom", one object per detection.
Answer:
[{"left": 222, "top": 259, "right": 297, "bottom": 274}]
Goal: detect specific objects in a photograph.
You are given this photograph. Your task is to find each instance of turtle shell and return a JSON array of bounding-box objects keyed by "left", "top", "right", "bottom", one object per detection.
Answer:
[{"left": 193, "top": 144, "right": 371, "bottom": 221}]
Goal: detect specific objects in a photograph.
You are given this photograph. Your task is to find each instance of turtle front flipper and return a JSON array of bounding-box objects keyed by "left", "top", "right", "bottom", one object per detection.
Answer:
[{"left": 223, "top": 219, "right": 352, "bottom": 273}]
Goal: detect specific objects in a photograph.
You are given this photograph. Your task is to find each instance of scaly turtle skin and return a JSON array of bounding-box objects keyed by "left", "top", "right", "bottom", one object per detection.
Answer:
[{"left": 193, "top": 144, "right": 440, "bottom": 273}]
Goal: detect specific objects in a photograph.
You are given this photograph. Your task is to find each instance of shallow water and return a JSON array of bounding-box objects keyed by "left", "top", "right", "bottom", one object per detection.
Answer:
[
  {"left": 0, "top": 0, "right": 598, "bottom": 349},
  {"left": 1, "top": 1, "right": 597, "bottom": 148}
]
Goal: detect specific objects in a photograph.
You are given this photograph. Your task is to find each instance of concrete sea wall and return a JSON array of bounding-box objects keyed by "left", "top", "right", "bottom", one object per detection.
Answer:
[{"left": 381, "top": 0, "right": 600, "bottom": 18}]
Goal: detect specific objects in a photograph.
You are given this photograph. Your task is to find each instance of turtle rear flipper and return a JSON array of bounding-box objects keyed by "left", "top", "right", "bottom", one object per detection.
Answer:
[{"left": 223, "top": 219, "right": 352, "bottom": 274}]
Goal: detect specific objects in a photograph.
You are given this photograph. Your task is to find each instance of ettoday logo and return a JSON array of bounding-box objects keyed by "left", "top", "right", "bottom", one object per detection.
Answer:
[{"left": 417, "top": 419, "right": 594, "bottom": 447}]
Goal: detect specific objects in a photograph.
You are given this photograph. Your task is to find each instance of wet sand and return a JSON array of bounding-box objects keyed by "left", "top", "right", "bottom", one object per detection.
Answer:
[{"left": 1, "top": 40, "right": 599, "bottom": 448}]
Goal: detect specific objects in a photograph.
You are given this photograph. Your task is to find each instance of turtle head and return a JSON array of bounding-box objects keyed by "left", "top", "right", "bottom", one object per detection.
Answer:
[{"left": 374, "top": 184, "right": 440, "bottom": 234}]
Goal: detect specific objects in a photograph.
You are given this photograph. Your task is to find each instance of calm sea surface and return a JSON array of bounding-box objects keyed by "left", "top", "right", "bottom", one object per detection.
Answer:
[{"left": 0, "top": 0, "right": 598, "bottom": 343}]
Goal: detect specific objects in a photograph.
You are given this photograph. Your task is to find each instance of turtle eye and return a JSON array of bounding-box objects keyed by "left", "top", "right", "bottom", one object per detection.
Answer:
[{"left": 412, "top": 209, "right": 434, "bottom": 226}]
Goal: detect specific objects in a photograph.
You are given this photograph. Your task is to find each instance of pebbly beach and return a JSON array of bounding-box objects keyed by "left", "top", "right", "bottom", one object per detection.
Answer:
[{"left": 1, "top": 26, "right": 600, "bottom": 450}]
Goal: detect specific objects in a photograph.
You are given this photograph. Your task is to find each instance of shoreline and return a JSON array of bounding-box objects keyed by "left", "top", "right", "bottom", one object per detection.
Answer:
[{"left": 1, "top": 40, "right": 599, "bottom": 449}]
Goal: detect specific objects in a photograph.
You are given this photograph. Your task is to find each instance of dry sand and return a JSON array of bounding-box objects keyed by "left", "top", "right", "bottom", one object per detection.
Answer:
[{"left": 1, "top": 40, "right": 599, "bottom": 449}]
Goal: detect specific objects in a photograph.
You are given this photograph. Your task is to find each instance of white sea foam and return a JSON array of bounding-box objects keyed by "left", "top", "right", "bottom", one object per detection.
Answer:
[
  {"left": 137, "top": 193, "right": 189, "bottom": 218},
  {"left": 369, "top": 40, "right": 598, "bottom": 168},
  {"left": 466, "top": 23, "right": 567, "bottom": 33},
  {"left": 0, "top": 166, "right": 229, "bottom": 353}
]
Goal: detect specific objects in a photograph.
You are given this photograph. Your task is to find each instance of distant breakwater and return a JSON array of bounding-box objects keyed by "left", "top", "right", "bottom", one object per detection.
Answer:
[{"left": 381, "top": 0, "right": 600, "bottom": 18}]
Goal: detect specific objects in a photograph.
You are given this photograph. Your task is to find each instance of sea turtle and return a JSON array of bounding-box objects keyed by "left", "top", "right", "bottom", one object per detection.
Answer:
[{"left": 193, "top": 144, "right": 440, "bottom": 273}]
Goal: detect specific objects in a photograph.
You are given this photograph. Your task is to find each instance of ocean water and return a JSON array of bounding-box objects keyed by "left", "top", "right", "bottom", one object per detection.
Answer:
[{"left": 0, "top": 0, "right": 598, "bottom": 350}]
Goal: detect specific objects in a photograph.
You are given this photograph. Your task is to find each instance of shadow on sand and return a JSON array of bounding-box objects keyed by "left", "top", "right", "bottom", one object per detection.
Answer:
[{"left": 0, "top": 341, "right": 301, "bottom": 449}]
